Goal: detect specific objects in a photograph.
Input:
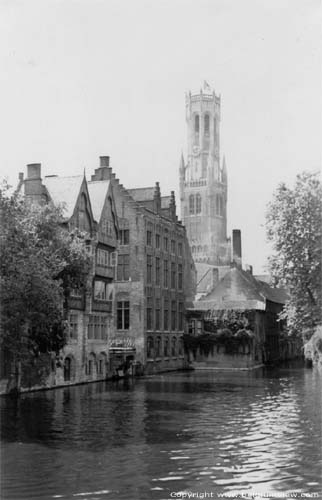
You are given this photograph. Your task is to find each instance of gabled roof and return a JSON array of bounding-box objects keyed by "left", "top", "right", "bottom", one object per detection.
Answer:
[
  {"left": 193, "top": 266, "right": 288, "bottom": 311},
  {"left": 44, "top": 175, "right": 84, "bottom": 219},
  {"left": 127, "top": 187, "right": 154, "bottom": 202},
  {"left": 87, "top": 180, "right": 111, "bottom": 223}
]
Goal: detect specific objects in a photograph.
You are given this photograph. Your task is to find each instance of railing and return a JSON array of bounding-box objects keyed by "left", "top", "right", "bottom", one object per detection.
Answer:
[{"left": 92, "top": 300, "right": 113, "bottom": 313}]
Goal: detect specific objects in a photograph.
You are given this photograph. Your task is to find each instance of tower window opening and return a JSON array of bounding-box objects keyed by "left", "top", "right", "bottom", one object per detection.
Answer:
[
  {"left": 189, "top": 194, "right": 195, "bottom": 214},
  {"left": 196, "top": 193, "right": 201, "bottom": 214},
  {"left": 195, "top": 114, "right": 200, "bottom": 133},
  {"left": 204, "top": 114, "right": 210, "bottom": 135}
]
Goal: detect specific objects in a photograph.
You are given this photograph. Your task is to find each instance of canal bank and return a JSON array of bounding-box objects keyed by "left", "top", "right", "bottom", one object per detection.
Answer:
[{"left": 1, "top": 361, "right": 321, "bottom": 500}]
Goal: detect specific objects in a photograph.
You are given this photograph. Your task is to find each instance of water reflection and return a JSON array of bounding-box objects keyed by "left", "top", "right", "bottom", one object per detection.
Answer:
[{"left": 1, "top": 364, "right": 321, "bottom": 499}]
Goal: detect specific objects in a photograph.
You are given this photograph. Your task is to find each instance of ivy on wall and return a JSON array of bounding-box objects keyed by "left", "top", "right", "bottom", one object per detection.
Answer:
[{"left": 185, "top": 310, "right": 256, "bottom": 357}]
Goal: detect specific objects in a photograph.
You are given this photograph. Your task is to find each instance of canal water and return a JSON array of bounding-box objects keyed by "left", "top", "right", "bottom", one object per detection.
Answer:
[{"left": 1, "top": 363, "right": 321, "bottom": 500}]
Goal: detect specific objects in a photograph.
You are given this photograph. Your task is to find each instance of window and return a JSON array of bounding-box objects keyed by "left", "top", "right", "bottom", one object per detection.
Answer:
[
  {"left": 117, "top": 301, "right": 130, "bottom": 330},
  {"left": 164, "top": 298, "right": 169, "bottom": 331},
  {"left": 196, "top": 193, "right": 201, "bottom": 214},
  {"left": 147, "top": 297, "right": 153, "bottom": 330},
  {"left": 214, "top": 117, "right": 217, "bottom": 141},
  {"left": 119, "top": 229, "right": 129, "bottom": 245},
  {"left": 102, "top": 220, "right": 113, "bottom": 236},
  {"left": 94, "top": 280, "right": 107, "bottom": 301},
  {"left": 179, "top": 337, "right": 184, "bottom": 356},
  {"left": 172, "top": 337, "right": 177, "bottom": 357},
  {"left": 117, "top": 254, "right": 130, "bottom": 281},
  {"left": 178, "top": 242, "right": 183, "bottom": 257},
  {"left": 155, "top": 233, "right": 160, "bottom": 248},
  {"left": 171, "top": 301, "right": 176, "bottom": 330},
  {"left": 96, "top": 248, "right": 110, "bottom": 267},
  {"left": 163, "top": 260, "right": 168, "bottom": 288},
  {"left": 171, "top": 262, "right": 176, "bottom": 289},
  {"left": 171, "top": 239, "right": 175, "bottom": 254},
  {"left": 156, "top": 336, "right": 161, "bottom": 357},
  {"left": 155, "top": 257, "right": 161, "bottom": 286},
  {"left": 147, "top": 336, "right": 154, "bottom": 358},
  {"left": 146, "top": 230, "right": 152, "bottom": 246},
  {"left": 147, "top": 255, "right": 152, "bottom": 284},
  {"left": 163, "top": 237, "right": 168, "bottom": 252},
  {"left": 164, "top": 337, "right": 169, "bottom": 357},
  {"left": 178, "top": 264, "right": 183, "bottom": 290},
  {"left": 155, "top": 298, "right": 161, "bottom": 330},
  {"left": 178, "top": 303, "right": 184, "bottom": 331},
  {"left": 69, "top": 314, "right": 78, "bottom": 340},
  {"left": 195, "top": 114, "right": 199, "bottom": 133},
  {"left": 204, "top": 114, "right": 210, "bottom": 135},
  {"left": 88, "top": 316, "right": 107, "bottom": 340},
  {"left": 189, "top": 194, "right": 195, "bottom": 214},
  {"left": 188, "top": 319, "right": 202, "bottom": 335}
]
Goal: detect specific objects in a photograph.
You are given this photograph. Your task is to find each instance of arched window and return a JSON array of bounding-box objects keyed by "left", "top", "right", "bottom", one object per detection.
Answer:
[
  {"left": 156, "top": 337, "right": 161, "bottom": 357},
  {"left": 171, "top": 337, "right": 177, "bottom": 357},
  {"left": 192, "top": 246, "right": 196, "bottom": 254},
  {"left": 189, "top": 194, "right": 195, "bottom": 214},
  {"left": 179, "top": 337, "right": 184, "bottom": 356},
  {"left": 214, "top": 117, "right": 217, "bottom": 141},
  {"left": 147, "top": 336, "right": 154, "bottom": 358},
  {"left": 64, "top": 357, "right": 71, "bottom": 382},
  {"left": 164, "top": 337, "right": 169, "bottom": 357},
  {"left": 197, "top": 245, "right": 202, "bottom": 253},
  {"left": 196, "top": 193, "right": 201, "bottom": 214},
  {"left": 195, "top": 114, "right": 200, "bottom": 133},
  {"left": 204, "top": 114, "right": 210, "bottom": 135}
]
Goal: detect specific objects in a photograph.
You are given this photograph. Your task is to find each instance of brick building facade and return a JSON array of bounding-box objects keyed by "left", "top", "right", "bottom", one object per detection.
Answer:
[
  {"left": 90, "top": 157, "right": 196, "bottom": 375},
  {"left": 1, "top": 156, "right": 196, "bottom": 393}
]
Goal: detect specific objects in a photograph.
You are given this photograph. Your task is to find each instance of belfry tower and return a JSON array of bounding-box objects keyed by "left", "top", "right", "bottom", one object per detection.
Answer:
[{"left": 179, "top": 82, "right": 231, "bottom": 265}]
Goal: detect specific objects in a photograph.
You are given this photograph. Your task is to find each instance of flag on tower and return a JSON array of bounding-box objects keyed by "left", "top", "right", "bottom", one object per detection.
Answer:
[{"left": 203, "top": 80, "right": 212, "bottom": 92}]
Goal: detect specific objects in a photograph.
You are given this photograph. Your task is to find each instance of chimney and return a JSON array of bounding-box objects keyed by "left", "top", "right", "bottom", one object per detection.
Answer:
[
  {"left": 27, "top": 163, "right": 41, "bottom": 179},
  {"left": 91, "top": 156, "right": 111, "bottom": 181},
  {"left": 18, "top": 172, "right": 24, "bottom": 181},
  {"left": 232, "top": 229, "right": 242, "bottom": 268},
  {"left": 100, "top": 156, "right": 110, "bottom": 167},
  {"left": 169, "top": 191, "right": 176, "bottom": 221},
  {"left": 24, "top": 163, "right": 44, "bottom": 201},
  {"left": 153, "top": 181, "right": 161, "bottom": 214},
  {"left": 245, "top": 264, "right": 253, "bottom": 275}
]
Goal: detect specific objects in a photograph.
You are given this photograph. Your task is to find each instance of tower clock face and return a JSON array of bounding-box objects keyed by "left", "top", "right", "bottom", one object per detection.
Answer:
[{"left": 192, "top": 145, "right": 200, "bottom": 156}]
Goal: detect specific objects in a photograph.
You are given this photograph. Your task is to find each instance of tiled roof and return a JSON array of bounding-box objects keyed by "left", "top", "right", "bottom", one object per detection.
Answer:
[
  {"left": 88, "top": 180, "right": 110, "bottom": 222},
  {"left": 127, "top": 187, "right": 154, "bottom": 202},
  {"left": 44, "top": 175, "right": 84, "bottom": 219},
  {"left": 194, "top": 267, "right": 288, "bottom": 311}
]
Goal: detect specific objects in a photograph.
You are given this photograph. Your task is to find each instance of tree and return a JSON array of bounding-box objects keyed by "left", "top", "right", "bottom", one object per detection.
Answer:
[
  {"left": 0, "top": 185, "right": 91, "bottom": 382},
  {"left": 266, "top": 171, "right": 322, "bottom": 339}
]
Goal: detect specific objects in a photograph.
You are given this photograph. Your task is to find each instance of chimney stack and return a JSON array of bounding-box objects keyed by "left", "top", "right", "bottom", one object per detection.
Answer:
[
  {"left": 170, "top": 191, "right": 176, "bottom": 221},
  {"left": 24, "top": 163, "right": 44, "bottom": 201},
  {"left": 27, "top": 163, "right": 41, "bottom": 179},
  {"left": 232, "top": 229, "right": 242, "bottom": 268},
  {"left": 100, "top": 156, "right": 110, "bottom": 167}
]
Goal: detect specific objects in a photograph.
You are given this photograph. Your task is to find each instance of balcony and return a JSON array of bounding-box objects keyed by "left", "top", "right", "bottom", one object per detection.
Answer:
[
  {"left": 95, "top": 265, "right": 115, "bottom": 279},
  {"left": 92, "top": 300, "right": 113, "bottom": 313}
]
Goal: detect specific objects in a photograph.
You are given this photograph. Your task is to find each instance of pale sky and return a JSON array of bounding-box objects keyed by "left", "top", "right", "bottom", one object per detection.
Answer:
[{"left": 0, "top": 0, "right": 321, "bottom": 273}]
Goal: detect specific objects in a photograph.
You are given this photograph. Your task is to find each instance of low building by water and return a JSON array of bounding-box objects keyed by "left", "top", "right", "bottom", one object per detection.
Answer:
[{"left": 186, "top": 266, "right": 301, "bottom": 369}]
